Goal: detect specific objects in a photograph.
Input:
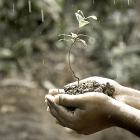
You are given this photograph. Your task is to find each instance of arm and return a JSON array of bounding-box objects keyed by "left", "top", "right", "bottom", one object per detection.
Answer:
[
  {"left": 45, "top": 92, "right": 140, "bottom": 137},
  {"left": 114, "top": 98, "right": 140, "bottom": 136},
  {"left": 115, "top": 85, "right": 140, "bottom": 110}
]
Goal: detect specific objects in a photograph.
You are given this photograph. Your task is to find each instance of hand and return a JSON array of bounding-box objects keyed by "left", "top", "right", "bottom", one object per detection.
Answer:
[
  {"left": 45, "top": 76, "right": 140, "bottom": 136},
  {"left": 45, "top": 92, "right": 117, "bottom": 135},
  {"left": 46, "top": 76, "right": 140, "bottom": 110},
  {"left": 62, "top": 76, "right": 122, "bottom": 97}
]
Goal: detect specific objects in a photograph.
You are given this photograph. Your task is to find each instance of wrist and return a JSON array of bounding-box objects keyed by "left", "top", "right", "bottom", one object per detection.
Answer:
[
  {"left": 118, "top": 86, "right": 140, "bottom": 110},
  {"left": 111, "top": 99, "right": 140, "bottom": 136},
  {"left": 121, "top": 86, "right": 140, "bottom": 96}
]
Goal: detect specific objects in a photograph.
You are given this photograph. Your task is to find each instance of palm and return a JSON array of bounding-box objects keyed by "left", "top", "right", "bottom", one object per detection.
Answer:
[{"left": 77, "top": 77, "right": 140, "bottom": 110}]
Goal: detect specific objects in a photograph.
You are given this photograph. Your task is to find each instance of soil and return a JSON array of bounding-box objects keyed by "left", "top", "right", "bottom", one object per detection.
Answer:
[
  {"left": 64, "top": 81, "right": 115, "bottom": 97},
  {"left": 64, "top": 81, "right": 115, "bottom": 111}
]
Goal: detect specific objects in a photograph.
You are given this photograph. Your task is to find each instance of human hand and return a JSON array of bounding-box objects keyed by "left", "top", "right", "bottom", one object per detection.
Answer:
[
  {"left": 46, "top": 76, "right": 140, "bottom": 110},
  {"left": 46, "top": 91, "right": 140, "bottom": 137},
  {"left": 45, "top": 76, "right": 140, "bottom": 136},
  {"left": 45, "top": 92, "right": 118, "bottom": 135},
  {"left": 63, "top": 76, "right": 121, "bottom": 97}
]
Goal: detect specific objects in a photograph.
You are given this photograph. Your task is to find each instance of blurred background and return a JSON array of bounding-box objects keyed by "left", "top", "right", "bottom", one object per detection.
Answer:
[{"left": 0, "top": 0, "right": 140, "bottom": 139}]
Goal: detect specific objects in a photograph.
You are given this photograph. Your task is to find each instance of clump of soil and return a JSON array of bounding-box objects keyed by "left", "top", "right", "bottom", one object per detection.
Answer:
[
  {"left": 64, "top": 80, "right": 115, "bottom": 110},
  {"left": 64, "top": 81, "right": 115, "bottom": 97}
]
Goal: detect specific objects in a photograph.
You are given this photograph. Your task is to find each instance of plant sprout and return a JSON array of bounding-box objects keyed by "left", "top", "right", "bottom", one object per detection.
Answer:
[{"left": 59, "top": 10, "right": 97, "bottom": 86}]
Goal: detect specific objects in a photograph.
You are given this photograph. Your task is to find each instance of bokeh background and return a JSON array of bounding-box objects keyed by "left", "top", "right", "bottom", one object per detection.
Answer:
[{"left": 0, "top": 0, "right": 140, "bottom": 139}]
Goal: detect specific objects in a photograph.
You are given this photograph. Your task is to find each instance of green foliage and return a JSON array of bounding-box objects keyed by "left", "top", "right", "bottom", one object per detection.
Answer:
[
  {"left": 71, "top": 0, "right": 138, "bottom": 86},
  {"left": 59, "top": 10, "right": 97, "bottom": 46},
  {"left": 0, "top": 0, "right": 139, "bottom": 87},
  {"left": 59, "top": 10, "right": 97, "bottom": 83},
  {"left": 75, "top": 10, "right": 97, "bottom": 28},
  {"left": 0, "top": 0, "right": 64, "bottom": 77}
]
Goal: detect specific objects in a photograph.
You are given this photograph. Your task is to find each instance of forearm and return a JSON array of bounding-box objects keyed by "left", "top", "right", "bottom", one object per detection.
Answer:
[
  {"left": 115, "top": 86, "right": 140, "bottom": 110},
  {"left": 122, "top": 86, "right": 140, "bottom": 97},
  {"left": 113, "top": 100, "right": 140, "bottom": 137}
]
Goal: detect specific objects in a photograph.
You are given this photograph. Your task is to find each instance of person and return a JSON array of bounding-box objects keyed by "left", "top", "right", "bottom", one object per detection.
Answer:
[{"left": 45, "top": 77, "right": 140, "bottom": 137}]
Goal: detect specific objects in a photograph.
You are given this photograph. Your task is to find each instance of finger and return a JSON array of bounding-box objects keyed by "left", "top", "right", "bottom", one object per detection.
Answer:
[
  {"left": 56, "top": 94, "right": 84, "bottom": 108},
  {"left": 47, "top": 97, "right": 73, "bottom": 121},
  {"left": 66, "top": 79, "right": 87, "bottom": 87},
  {"left": 47, "top": 106, "right": 50, "bottom": 112},
  {"left": 55, "top": 119, "right": 67, "bottom": 127},
  {"left": 45, "top": 89, "right": 65, "bottom": 103},
  {"left": 48, "top": 102, "right": 67, "bottom": 127},
  {"left": 55, "top": 119, "right": 60, "bottom": 124},
  {"left": 45, "top": 94, "right": 54, "bottom": 102},
  {"left": 45, "top": 94, "right": 55, "bottom": 105},
  {"left": 46, "top": 94, "right": 60, "bottom": 104},
  {"left": 45, "top": 99, "right": 48, "bottom": 104},
  {"left": 49, "top": 89, "right": 65, "bottom": 96},
  {"left": 54, "top": 119, "right": 65, "bottom": 127}
]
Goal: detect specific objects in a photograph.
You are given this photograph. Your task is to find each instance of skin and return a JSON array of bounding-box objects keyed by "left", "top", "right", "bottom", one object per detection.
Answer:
[
  {"left": 46, "top": 77, "right": 140, "bottom": 110},
  {"left": 45, "top": 77, "right": 140, "bottom": 136}
]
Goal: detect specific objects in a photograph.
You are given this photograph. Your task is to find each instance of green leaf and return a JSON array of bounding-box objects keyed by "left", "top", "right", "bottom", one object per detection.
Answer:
[
  {"left": 78, "top": 34, "right": 91, "bottom": 38},
  {"left": 59, "top": 39, "right": 70, "bottom": 42},
  {"left": 85, "top": 16, "right": 97, "bottom": 20},
  {"left": 71, "top": 39, "right": 75, "bottom": 42},
  {"left": 76, "top": 38, "right": 87, "bottom": 46},
  {"left": 77, "top": 10, "right": 85, "bottom": 18},
  {"left": 79, "top": 20, "right": 89, "bottom": 28},
  {"left": 75, "top": 12, "right": 84, "bottom": 22},
  {"left": 58, "top": 34, "right": 72, "bottom": 37},
  {"left": 75, "top": 11, "right": 92, "bottom": 28},
  {"left": 71, "top": 32, "right": 78, "bottom": 38}
]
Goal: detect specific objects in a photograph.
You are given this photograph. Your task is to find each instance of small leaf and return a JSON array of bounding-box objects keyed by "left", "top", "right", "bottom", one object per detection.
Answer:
[
  {"left": 79, "top": 20, "right": 89, "bottom": 28},
  {"left": 71, "top": 39, "right": 75, "bottom": 42},
  {"left": 59, "top": 34, "right": 72, "bottom": 37},
  {"left": 71, "top": 32, "right": 78, "bottom": 38},
  {"left": 78, "top": 34, "right": 91, "bottom": 38},
  {"left": 86, "top": 16, "right": 97, "bottom": 20},
  {"left": 75, "top": 12, "right": 84, "bottom": 22},
  {"left": 59, "top": 39, "right": 70, "bottom": 42},
  {"left": 77, "top": 10, "right": 85, "bottom": 18},
  {"left": 76, "top": 38, "right": 87, "bottom": 46}
]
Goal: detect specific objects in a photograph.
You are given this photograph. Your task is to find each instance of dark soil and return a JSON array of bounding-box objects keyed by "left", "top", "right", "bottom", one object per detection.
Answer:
[
  {"left": 64, "top": 81, "right": 115, "bottom": 97},
  {"left": 64, "top": 81, "right": 115, "bottom": 111}
]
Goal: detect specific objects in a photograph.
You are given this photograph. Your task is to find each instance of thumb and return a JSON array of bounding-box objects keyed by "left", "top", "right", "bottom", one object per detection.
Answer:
[{"left": 54, "top": 94, "right": 84, "bottom": 108}]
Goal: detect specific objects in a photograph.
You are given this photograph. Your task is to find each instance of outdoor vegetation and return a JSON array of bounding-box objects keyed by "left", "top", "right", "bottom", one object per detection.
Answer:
[{"left": 0, "top": 0, "right": 140, "bottom": 140}]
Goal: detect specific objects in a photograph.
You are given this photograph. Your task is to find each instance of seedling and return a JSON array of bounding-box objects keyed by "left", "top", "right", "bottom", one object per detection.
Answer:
[
  {"left": 59, "top": 10, "right": 97, "bottom": 86},
  {"left": 59, "top": 11, "right": 115, "bottom": 113}
]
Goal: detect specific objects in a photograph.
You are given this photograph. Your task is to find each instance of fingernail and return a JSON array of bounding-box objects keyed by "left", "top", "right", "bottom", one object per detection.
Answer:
[
  {"left": 47, "top": 107, "right": 50, "bottom": 112},
  {"left": 46, "top": 95, "right": 54, "bottom": 103},
  {"left": 45, "top": 99, "right": 48, "bottom": 103},
  {"left": 45, "top": 94, "right": 49, "bottom": 99},
  {"left": 54, "top": 95, "right": 59, "bottom": 104}
]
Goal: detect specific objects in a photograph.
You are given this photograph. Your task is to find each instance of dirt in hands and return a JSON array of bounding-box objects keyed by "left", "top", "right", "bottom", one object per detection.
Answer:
[{"left": 64, "top": 81, "right": 115, "bottom": 111}]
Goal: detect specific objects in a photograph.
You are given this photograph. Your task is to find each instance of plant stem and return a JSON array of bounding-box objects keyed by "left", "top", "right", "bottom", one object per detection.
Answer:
[{"left": 68, "top": 28, "right": 80, "bottom": 86}]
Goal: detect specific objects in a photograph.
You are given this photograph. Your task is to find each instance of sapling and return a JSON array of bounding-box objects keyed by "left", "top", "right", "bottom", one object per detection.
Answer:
[
  {"left": 59, "top": 10, "right": 97, "bottom": 86},
  {"left": 59, "top": 10, "right": 115, "bottom": 111}
]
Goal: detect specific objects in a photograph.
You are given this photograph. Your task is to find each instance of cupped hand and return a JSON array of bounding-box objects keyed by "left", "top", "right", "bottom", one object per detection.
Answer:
[
  {"left": 45, "top": 92, "right": 118, "bottom": 135},
  {"left": 46, "top": 76, "right": 140, "bottom": 109}
]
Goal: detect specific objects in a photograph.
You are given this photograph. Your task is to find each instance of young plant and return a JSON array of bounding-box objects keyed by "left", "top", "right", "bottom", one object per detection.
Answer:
[{"left": 59, "top": 10, "right": 97, "bottom": 86}]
